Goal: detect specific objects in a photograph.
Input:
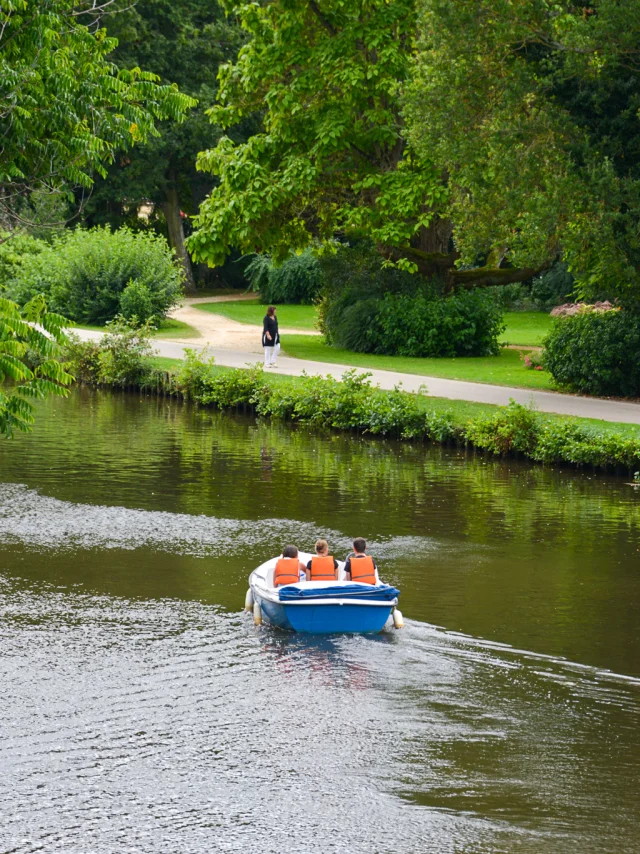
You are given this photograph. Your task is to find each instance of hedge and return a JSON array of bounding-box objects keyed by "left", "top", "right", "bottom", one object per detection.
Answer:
[{"left": 62, "top": 332, "right": 640, "bottom": 473}]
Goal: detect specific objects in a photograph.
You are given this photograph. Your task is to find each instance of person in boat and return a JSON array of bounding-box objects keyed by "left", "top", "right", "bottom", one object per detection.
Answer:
[
  {"left": 273, "top": 545, "right": 307, "bottom": 587},
  {"left": 344, "top": 537, "right": 378, "bottom": 585},
  {"left": 306, "top": 539, "right": 339, "bottom": 582}
]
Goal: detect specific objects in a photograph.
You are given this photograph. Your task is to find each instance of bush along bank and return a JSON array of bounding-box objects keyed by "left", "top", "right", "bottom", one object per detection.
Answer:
[
  {"left": 62, "top": 331, "right": 640, "bottom": 472},
  {"left": 542, "top": 307, "right": 640, "bottom": 397}
]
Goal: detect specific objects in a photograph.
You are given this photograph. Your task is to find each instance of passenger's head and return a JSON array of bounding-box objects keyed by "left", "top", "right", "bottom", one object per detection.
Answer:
[
  {"left": 315, "top": 539, "right": 329, "bottom": 555},
  {"left": 282, "top": 544, "right": 298, "bottom": 558},
  {"left": 266, "top": 305, "right": 276, "bottom": 317},
  {"left": 353, "top": 537, "right": 367, "bottom": 554}
]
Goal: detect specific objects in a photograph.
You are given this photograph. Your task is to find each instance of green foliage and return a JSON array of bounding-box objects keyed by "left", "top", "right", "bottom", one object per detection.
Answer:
[
  {"left": 62, "top": 342, "right": 640, "bottom": 469},
  {"left": 64, "top": 318, "right": 156, "bottom": 387},
  {"left": 463, "top": 401, "right": 540, "bottom": 456},
  {"left": 405, "top": 0, "right": 640, "bottom": 301},
  {"left": 542, "top": 310, "right": 640, "bottom": 397},
  {"left": 0, "top": 0, "right": 196, "bottom": 225},
  {"left": 496, "top": 264, "right": 578, "bottom": 312},
  {"left": 7, "top": 227, "right": 183, "bottom": 324},
  {"left": 245, "top": 250, "right": 322, "bottom": 305},
  {"left": 318, "top": 245, "right": 504, "bottom": 356},
  {"left": 81, "top": 0, "right": 248, "bottom": 289},
  {"left": 0, "top": 234, "right": 47, "bottom": 292},
  {"left": 375, "top": 289, "right": 504, "bottom": 357},
  {"left": 187, "top": 0, "right": 442, "bottom": 274},
  {"left": 0, "top": 294, "right": 73, "bottom": 437},
  {"left": 174, "top": 348, "right": 217, "bottom": 400},
  {"left": 119, "top": 280, "right": 156, "bottom": 324},
  {"left": 531, "top": 264, "right": 577, "bottom": 310}
]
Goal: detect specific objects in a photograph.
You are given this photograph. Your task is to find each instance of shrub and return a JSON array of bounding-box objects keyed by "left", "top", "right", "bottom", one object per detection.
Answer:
[
  {"left": 374, "top": 289, "right": 504, "bottom": 357},
  {"left": 197, "top": 364, "right": 268, "bottom": 408},
  {"left": 62, "top": 336, "right": 103, "bottom": 384},
  {"left": 463, "top": 401, "right": 540, "bottom": 455},
  {"left": 542, "top": 309, "right": 640, "bottom": 397},
  {"left": 6, "top": 226, "right": 183, "bottom": 324},
  {"left": 174, "top": 348, "right": 216, "bottom": 400},
  {"left": 246, "top": 249, "right": 322, "bottom": 305},
  {"left": 318, "top": 242, "right": 503, "bottom": 357},
  {"left": 119, "top": 280, "right": 156, "bottom": 324},
  {"left": 64, "top": 319, "right": 156, "bottom": 387},
  {"left": 0, "top": 233, "right": 47, "bottom": 292}
]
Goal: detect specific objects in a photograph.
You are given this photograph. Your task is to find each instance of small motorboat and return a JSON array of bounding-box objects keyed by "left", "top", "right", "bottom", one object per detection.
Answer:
[{"left": 245, "top": 552, "right": 403, "bottom": 634}]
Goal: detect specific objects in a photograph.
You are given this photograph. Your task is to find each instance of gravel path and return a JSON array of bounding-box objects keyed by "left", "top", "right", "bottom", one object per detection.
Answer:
[{"left": 168, "top": 295, "right": 320, "bottom": 352}]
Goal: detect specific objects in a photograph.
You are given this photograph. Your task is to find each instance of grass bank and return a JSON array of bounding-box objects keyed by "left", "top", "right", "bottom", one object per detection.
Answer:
[
  {"left": 193, "top": 301, "right": 554, "bottom": 388},
  {"left": 195, "top": 298, "right": 318, "bottom": 330},
  {"left": 282, "top": 336, "right": 555, "bottom": 390},
  {"left": 77, "top": 318, "right": 201, "bottom": 339},
  {"left": 64, "top": 333, "right": 640, "bottom": 471},
  {"left": 149, "top": 356, "right": 640, "bottom": 439}
]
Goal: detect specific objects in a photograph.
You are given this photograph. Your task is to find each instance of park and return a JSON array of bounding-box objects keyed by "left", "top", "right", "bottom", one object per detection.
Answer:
[{"left": 1, "top": 2, "right": 640, "bottom": 852}]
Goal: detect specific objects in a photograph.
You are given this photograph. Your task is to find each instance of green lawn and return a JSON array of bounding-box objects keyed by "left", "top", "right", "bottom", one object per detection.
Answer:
[
  {"left": 148, "top": 356, "right": 640, "bottom": 439},
  {"left": 500, "top": 311, "right": 553, "bottom": 346},
  {"left": 195, "top": 298, "right": 319, "bottom": 330},
  {"left": 193, "top": 301, "right": 552, "bottom": 345},
  {"left": 75, "top": 318, "right": 200, "bottom": 339},
  {"left": 281, "top": 335, "right": 555, "bottom": 390},
  {"left": 152, "top": 318, "right": 201, "bottom": 339}
]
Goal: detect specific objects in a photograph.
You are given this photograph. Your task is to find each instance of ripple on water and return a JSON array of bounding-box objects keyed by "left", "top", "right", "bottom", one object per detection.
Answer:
[
  {"left": 1, "top": 576, "right": 639, "bottom": 854},
  {"left": 0, "top": 484, "right": 449, "bottom": 561}
]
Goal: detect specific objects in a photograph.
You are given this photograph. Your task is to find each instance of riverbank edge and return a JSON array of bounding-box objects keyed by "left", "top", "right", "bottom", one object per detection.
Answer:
[{"left": 65, "top": 338, "right": 640, "bottom": 473}]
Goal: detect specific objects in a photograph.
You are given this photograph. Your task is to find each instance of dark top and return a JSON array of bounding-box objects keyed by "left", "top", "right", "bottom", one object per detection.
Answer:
[
  {"left": 344, "top": 553, "right": 377, "bottom": 578},
  {"left": 262, "top": 314, "right": 279, "bottom": 347},
  {"left": 306, "top": 557, "right": 339, "bottom": 572}
]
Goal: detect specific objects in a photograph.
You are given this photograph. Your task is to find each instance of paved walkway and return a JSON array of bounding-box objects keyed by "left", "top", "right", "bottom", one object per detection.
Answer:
[{"left": 73, "top": 328, "right": 640, "bottom": 425}]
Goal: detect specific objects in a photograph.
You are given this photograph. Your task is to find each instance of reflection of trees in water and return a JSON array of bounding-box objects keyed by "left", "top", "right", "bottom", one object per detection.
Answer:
[{"left": 18, "top": 388, "right": 640, "bottom": 557}]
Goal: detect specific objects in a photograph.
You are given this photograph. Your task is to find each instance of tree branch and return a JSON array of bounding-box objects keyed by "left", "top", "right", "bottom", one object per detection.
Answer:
[{"left": 307, "top": 0, "right": 337, "bottom": 37}]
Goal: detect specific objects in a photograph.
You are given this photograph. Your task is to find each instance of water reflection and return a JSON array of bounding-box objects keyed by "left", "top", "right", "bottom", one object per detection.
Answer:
[{"left": 1, "top": 389, "right": 639, "bottom": 852}]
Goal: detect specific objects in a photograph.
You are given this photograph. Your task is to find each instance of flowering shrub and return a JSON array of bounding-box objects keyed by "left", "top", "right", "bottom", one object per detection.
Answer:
[{"left": 522, "top": 351, "right": 544, "bottom": 370}]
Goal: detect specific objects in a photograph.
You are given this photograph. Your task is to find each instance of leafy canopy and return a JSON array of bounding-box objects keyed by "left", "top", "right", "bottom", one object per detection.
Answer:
[
  {"left": 188, "top": 0, "right": 444, "bottom": 271},
  {"left": 0, "top": 0, "right": 197, "bottom": 224},
  {"left": 0, "top": 295, "right": 73, "bottom": 437},
  {"left": 84, "top": 0, "right": 244, "bottom": 227},
  {"left": 405, "top": 0, "right": 640, "bottom": 301},
  {"left": 190, "top": 0, "right": 640, "bottom": 297}
]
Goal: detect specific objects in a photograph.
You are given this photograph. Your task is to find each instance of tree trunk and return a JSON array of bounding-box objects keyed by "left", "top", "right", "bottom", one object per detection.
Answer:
[{"left": 161, "top": 182, "right": 196, "bottom": 295}]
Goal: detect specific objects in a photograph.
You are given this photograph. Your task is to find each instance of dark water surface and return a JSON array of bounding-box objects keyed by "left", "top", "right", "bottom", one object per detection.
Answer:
[{"left": 1, "top": 388, "right": 639, "bottom": 853}]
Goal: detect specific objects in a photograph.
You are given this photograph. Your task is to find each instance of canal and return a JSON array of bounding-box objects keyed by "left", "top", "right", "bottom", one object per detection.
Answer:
[{"left": 1, "top": 388, "right": 639, "bottom": 852}]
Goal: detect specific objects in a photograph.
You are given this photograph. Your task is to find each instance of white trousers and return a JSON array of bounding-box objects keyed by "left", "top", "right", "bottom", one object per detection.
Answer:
[{"left": 264, "top": 343, "right": 280, "bottom": 366}]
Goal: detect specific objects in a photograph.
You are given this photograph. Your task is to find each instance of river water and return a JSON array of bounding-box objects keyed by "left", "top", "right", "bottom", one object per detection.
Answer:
[{"left": 1, "top": 388, "right": 639, "bottom": 853}]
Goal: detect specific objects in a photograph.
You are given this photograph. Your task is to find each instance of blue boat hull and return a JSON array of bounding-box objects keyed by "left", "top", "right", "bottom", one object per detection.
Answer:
[{"left": 257, "top": 595, "right": 393, "bottom": 634}]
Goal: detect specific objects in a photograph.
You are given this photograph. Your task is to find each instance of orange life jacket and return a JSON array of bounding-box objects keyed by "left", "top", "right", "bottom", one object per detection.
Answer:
[
  {"left": 310, "top": 555, "right": 336, "bottom": 581},
  {"left": 349, "top": 554, "right": 376, "bottom": 585},
  {"left": 274, "top": 557, "right": 300, "bottom": 586}
]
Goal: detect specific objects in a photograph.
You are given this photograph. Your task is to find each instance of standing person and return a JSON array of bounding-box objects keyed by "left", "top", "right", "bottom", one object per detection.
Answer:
[
  {"left": 262, "top": 305, "right": 280, "bottom": 368},
  {"left": 344, "top": 537, "right": 378, "bottom": 585}
]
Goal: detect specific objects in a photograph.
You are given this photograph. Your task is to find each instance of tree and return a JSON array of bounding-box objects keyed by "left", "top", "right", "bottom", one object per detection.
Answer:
[
  {"left": 405, "top": 0, "right": 640, "bottom": 302},
  {"left": 0, "top": 0, "right": 196, "bottom": 233},
  {"left": 187, "top": 0, "right": 545, "bottom": 289},
  {"left": 0, "top": 295, "right": 73, "bottom": 437},
  {"left": 83, "top": 0, "right": 246, "bottom": 291}
]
